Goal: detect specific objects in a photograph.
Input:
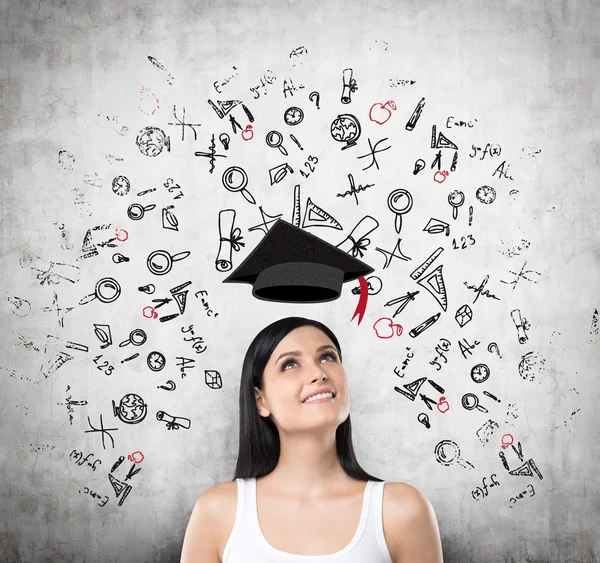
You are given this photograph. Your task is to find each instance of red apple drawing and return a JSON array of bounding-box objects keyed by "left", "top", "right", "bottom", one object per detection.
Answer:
[
  {"left": 241, "top": 125, "right": 254, "bottom": 141},
  {"left": 369, "top": 101, "right": 397, "bottom": 125}
]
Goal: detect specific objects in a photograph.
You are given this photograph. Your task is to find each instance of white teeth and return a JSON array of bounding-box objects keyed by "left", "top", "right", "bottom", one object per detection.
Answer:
[{"left": 303, "top": 392, "right": 334, "bottom": 404}]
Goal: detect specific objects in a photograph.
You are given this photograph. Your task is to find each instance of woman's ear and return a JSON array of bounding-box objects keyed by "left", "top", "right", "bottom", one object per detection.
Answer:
[{"left": 254, "top": 386, "right": 270, "bottom": 417}]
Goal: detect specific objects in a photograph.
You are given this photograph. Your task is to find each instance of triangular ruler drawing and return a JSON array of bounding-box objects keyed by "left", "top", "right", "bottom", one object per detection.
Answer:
[
  {"left": 172, "top": 290, "right": 188, "bottom": 315},
  {"left": 416, "top": 264, "right": 448, "bottom": 311},
  {"left": 436, "top": 131, "right": 458, "bottom": 150},
  {"left": 208, "top": 99, "right": 241, "bottom": 119},
  {"left": 81, "top": 229, "right": 97, "bottom": 253},
  {"left": 394, "top": 376, "right": 427, "bottom": 402},
  {"left": 292, "top": 185, "right": 301, "bottom": 227},
  {"left": 302, "top": 198, "right": 343, "bottom": 230},
  {"left": 109, "top": 473, "right": 130, "bottom": 497},
  {"left": 508, "top": 462, "right": 534, "bottom": 477}
]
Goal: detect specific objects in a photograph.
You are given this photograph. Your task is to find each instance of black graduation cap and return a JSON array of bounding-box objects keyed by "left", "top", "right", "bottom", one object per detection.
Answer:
[{"left": 222, "top": 219, "right": 374, "bottom": 303}]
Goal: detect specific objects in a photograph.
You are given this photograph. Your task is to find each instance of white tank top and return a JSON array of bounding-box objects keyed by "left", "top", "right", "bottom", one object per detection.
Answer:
[{"left": 222, "top": 477, "right": 394, "bottom": 563}]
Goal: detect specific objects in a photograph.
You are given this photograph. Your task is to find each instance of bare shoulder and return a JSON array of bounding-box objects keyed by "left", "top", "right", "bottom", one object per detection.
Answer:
[
  {"left": 180, "top": 481, "right": 238, "bottom": 563},
  {"left": 382, "top": 482, "right": 443, "bottom": 563}
]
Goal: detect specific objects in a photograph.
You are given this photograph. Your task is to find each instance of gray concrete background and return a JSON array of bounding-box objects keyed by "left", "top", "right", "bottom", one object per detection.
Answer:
[{"left": 1, "top": 0, "right": 599, "bottom": 561}]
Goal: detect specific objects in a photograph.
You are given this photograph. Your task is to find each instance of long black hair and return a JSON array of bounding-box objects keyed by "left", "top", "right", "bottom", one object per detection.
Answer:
[{"left": 231, "top": 316, "right": 383, "bottom": 482}]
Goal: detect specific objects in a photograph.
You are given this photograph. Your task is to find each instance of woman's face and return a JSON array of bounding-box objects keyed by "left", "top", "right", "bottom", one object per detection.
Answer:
[{"left": 255, "top": 325, "right": 350, "bottom": 433}]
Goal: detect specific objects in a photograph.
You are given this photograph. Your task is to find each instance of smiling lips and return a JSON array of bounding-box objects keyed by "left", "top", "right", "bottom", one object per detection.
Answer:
[{"left": 302, "top": 392, "right": 335, "bottom": 405}]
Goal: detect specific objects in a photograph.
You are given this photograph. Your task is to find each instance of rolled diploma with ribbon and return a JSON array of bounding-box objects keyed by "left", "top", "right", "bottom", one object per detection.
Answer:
[
  {"left": 156, "top": 410, "right": 191, "bottom": 430},
  {"left": 216, "top": 209, "right": 236, "bottom": 272},
  {"left": 336, "top": 216, "right": 380, "bottom": 258}
]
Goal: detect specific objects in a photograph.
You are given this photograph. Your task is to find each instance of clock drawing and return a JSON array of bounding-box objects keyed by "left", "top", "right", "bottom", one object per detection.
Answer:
[
  {"left": 112, "top": 175, "right": 131, "bottom": 196},
  {"left": 470, "top": 363, "right": 490, "bottom": 383},
  {"left": 147, "top": 351, "right": 166, "bottom": 372},
  {"left": 284, "top": 106, "right": 304, "bottom": 126}
]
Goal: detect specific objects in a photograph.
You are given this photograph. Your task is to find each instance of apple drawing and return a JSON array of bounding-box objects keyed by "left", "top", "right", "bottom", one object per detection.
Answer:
[
  {"left": 369, "top": 101, "right": 397, "bottom": 125},
  {"left": 241, "top": 124, "right": 254, "bottom": 141}
]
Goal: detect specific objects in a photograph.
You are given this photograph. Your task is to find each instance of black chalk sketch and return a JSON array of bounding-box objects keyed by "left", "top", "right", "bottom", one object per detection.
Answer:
[
  {"left": 340, "top": 68, "right": 358, "bottom": 103},
  {"left": 136, "top": 126, "right": 170, "bottom": 157},
  {"left": 41, "top": 292, "right": 74, "bottom": 327},
  {"left": 501, "top": 261, "right": 541, "bottom": 291},
  {"left": 302, "top": 198, "right": 342, "bottom": 230},
  {"left": 330, "top": 114, "right": 361, "bottom": 150},
  {"left": 283, "top": 106, "right": 304, "bottom": 126},
  {"left": 112, "top": 394, "right": 147, "bottom": 425},
  {"left": 79, "top": 278, "right": 122, "bottom": 305},
  {"left": 58, "top": 149, "right": 75, "bottom": 170},
  {"left": 148, "top": 56, "right": 174, "bottom": 84},
  {"left": 510, "top": 309, "right": 529, "bottom": 343},
  {"left": 423, "top": 218, "right": 450, "bottom": 236},
  {"left": 194, "top": 134, "right": 227, "bottom": 173},
  {"left": 219, "top": 133, "right": 230, "bottom": 150},
  {"left": 289, "top": 133, "right": 303, "bottom": 150},
  {"left": 384, "top": 290, "right": 419, "bottom": 317},
  {"left": 476, "top": 185, "right": 496, "bottom": 204},
  {"left": 447, "top": 190, "right": 465, "bottom": 220},
  {"left": 162, "top": 205, "right": 179, "bottom": 231},
  {"left": 458, "top": 337, "right": 481, "bottom": 359},
  {"left": 387, "top": 189, "right": 413, "bottom": 234},
  {"left": 476, "top": 419, "right": 499, "bottom": 445},
  {"left": 463, "top": 275, "right": 500, "bottom": 303},
  {"left": 434, "top": 440, "right": 474, "bottom": 469},
  {"left": 85, "top": 415, "right": 118, "bottom": 450},
  {"left": 216, "top": 209, "right": 245, "bottom": 272},
  {"left": 127, "top": 203, "right": 156, "bottom": 221},
  {"left": 413, "top": 159, "right": 426, "bottom": 175},
  {"left": 357, "top": 137, "right": 391, "bottom": 171},
  {"left": 450, "top": 151, "right": 458, "bottom": 172},
  {"left": 405, "top": 97, "right": 425, "bottom": 131},
  {"left": 112, "top": 253, "right": 129, "bottom": 264},
  {"left": 436, "top": 131, "right": 458, "bottom": 150},
  {"left": 265, "top": 130, "right": 289, "bottom": 156},
  {"left": 93, "top": 324, "right": 112, "bottom": 349},
  {"left": 518, "top": 351, "right": 546, "bottom": 382},
  {"left": 112, "top": 175, "right": 131, "bottom": 196},
  {"left": 6, "top": 295, "right": 32, "bottom": 317},
  {"left": 118, "top": 329, "right": 147, "bottom": 348},
  {"left": 471, "top": 363, "right": 490, "bottom": 383},
  {"left": 222, "top": 166, "right": 255, "bottom": 203},
  {"left": 147, "top": 351, "right": 166, "bottom": 372},
  {"left": 146, "top": 250, "right": 191, "bottom": 276},
  {"left": 168, "top": 105, "right": 201, "bottom": 141},
  {"left": 417, "top": 413, "right": 431, "bottom": 429},
  {"left": 410, "top": 247, "right": 444, "bottom": 281},
  {"left": 416, "top": 264, "right": 447, "bottom": 311},
  {"left": 268, "top": 163, "right": 294, "bottom": 186},
  {"left": 308, "top": 91, "right": 320, "bottom": 109},
  {"left": 409, "top": 313, "right": 441, "bottom": 338},
  {"left": 249, "top": 206, "right": 283, "bottom": 235},
  {"left": 138, "top": 284, "right": 155, "bottom": 294},
  {"left": 158, "top": 380, "right": 177, "bottom": 391},
  {"left": 156, "top": 411, "right": 191, "bottom": 430},
  {"left": 351, "top": 275, "right": 382, "bottom": 297},
  {"left": 336, "top": 215, "right": 379, "bottom": 258},
  {"left": 108, "top": 473, "right": 132, "bottom": 507},
  {"left": 455, "top": 304, "right": 473, "bottom": 327},
  {"left": 487, "top": 342, "right": 502, "bottom": 358},
  {"left": 208, "top": 99, "right": 241, "bottom": 119},
  {"left": 336, "top": 174, "right": 374, "bottom": 204},
  {"left": 394, "top": 376, "right": 426, "bottom": 402},
  {"left": 375, "top": 238, "right": 412, "bottom": 268},
  {"left": 483, "top": 390, "right": 501, "bottom": 403}
]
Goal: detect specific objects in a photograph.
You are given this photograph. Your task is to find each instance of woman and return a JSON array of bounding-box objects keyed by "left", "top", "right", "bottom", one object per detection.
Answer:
[{"left": 180, "top": 316, "right": 443, "bottom": 562}]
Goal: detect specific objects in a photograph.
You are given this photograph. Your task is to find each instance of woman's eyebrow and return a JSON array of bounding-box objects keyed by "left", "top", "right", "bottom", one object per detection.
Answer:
[{"left": 274, "top": 344, "right": 337, "bottom": 365}]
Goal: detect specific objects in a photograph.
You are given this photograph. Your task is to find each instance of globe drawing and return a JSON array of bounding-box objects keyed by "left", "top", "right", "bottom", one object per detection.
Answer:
[
  {"left": 112, "top": 393, "right": 148, "bottom": 424},
  {"left": 330, "top": 114, "right": 361, "bottom": 150}
]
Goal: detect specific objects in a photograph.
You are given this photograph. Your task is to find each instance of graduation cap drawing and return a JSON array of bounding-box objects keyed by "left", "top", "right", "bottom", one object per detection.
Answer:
[{"left": 222, "top": 219, "right": 374, "bottom": 321}]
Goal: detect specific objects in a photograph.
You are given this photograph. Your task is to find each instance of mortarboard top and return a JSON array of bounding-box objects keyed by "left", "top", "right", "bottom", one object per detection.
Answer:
[{"left": 222, "top": 219, "right": 374, "bottom": 303}]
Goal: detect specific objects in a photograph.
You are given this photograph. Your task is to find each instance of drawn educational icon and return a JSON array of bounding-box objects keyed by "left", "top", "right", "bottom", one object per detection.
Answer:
[
  {"left": 219, "top": 133, "right": 230, "bottom": 150},
  {"left": 138, "top": 284, "right": 155, "bottom": 294},
  {"left": 127, "top": 203, "right": 156, "bottom": 221},
  {"left": 221, "top": 165, "right": 256, "bottom": 204},
  {"left": 358, "top": 137, "right": 391, "bottom": 171},
  {"left": 156, "top": 410, "right": 191, "bottom": 430},
  {"left": 112, "top": 393, "right": 148, "bottom": 424},
  {"left": 434, "top": 440, "right": 474, "bottom": 469},
  {"left": 222, "top": 218, "right": 374, "bottom": 307},
  {"left": 510, "top": 309, "right": 529, "bottom": 343},
  {"left": 336, "top": 215, "right": 379, "bottom": 258},
  {"left": 136, "top": 126, "right": 170, "bottom": 157},
  {"left": 435, "top": 130, "right": 458, "bottom": 150},
  {"left": 373, "top": 317, "right": 403, "bottom": 338},
  {"left": 308, "top": 91, "right": 320, "bottom": 109},
  {"left": 248, "top": 206, "right": 283, "bottom": 235},
  {"left": 476, "top": 185, "right": 496, "bottom": 204},
  {"left": 447, "top": 190, "right": 465, "bottom": 220},
  {"left": 394, "top": 376, "right": 426, "bottom": 401},
  {"left": 112, "top": 253, "right": 129, "bottom": 264},
  {"left": 289, "top": 133, "right": 303, "bottom": 150},
  {"left": 352, "top": 275, "right": 383, "bottom": 296},
  {"left": 471, "top": 363, "right": 490, "bottom": 383},
  {"left": 330, "top": 114, "right": 361, "bottom": 150},
  {"left": 508, "top": 459, "right": 544, "bottom": 480},
  {"left": 292, "top": 184, "right": 302, "bottom": 227},
  {"left": 146, "top": 250, "right": 190, "bottom": 276},
  {"left": 340, "top": 68, "right": 358, "bottom": 104},
  {"left": 147, "top": 351, "right": 166, "bottom": 372},
  {"left": 208, "top": 99, "right": 241, "bottom": 119},
  {"left": 283, "top": 106, "right": 304, "bottom": 126},
  {"left": 268, "top": 163, "right": 294, "bottom": 185},
  {"left": 205, "top": 369, "right": 223, "bottom": 389},
  {"left": 108, "top": 473, "right": 132, "bottom": 507},
  {"left": 85, "top": 415, "right": 118, "bottom": 450},
  {"left": 405, "top": 97, "right": 425, "bottom": 131},
  {"left": 433, "top": 170, "right": 449, "bottom": 183},
  {"left": 194, "top": 134, "right": 227, "bottom": 173},
  {"left": 170, "top": 280, "right": 191, "bottom": 315},
  {"left": 242, "top": 103, "right": 255, "bottom": 123},
  {"left": 455, "top": 304, "right": 473, "bottom": 327},
  {"left": 215, "top": 209, "right": 245, "bottom": 272},
  {"left": 483, "top": 390, "right": 500, "bottom": 403},
  {"left": 229, "top": 113, "right": 243, "bottom": 134},
  {"left": 336, "top": 173, "right": 375, "bottom": 204},
  {"left": 118, "top": 329, "right": 147, "bottom": 348},
  {"left": 369, "top": 101, "right": 396, "bottom": 125},
  {"left": 93, "top": 323, "right": 112, "bottom": 349},
  {"left": 302, "top": 197, "right": 343, "bottom": 230},
  {"left": 415, "top": 264, "right": 448, "bottom": 311},
  {"left": 387, "top": 189, "right": 413, "bottom": 234},
  {"left": 265, "top": 130, "right": 289, "bottom": 156},
  {"left": 79, "top": 277, "right": 121, "bottom": 305},
  {"left": 410, "top": 247, "right": 444, "bottom": 280},
  {"left": 462, "top": 393, "right": 489, "bottom": 413},
  {"left": 112, "top": 175, "right": 131, "bottom": 196},
  {"left": 417, "top": 413, "right": 431, "bottom": 429},
  {"left": 409, "top": 312, "right": 441, "bottom": 338},
  {"left": 162, "top": 205, "right": 179, "bottom": 231},
  {"left": 158, "top": 380, "right": 176, "bottom": 391},
  {"left": 168, "top": 105, "right": 202, "bottom": 141},
  {"left": 423, "top": 218, "right": 450, "bottom": 236},
  {"left": 375, "top": 238, "right": 411, "bottom": 268},
  {"left": 384, "top": 290, "right": 419, "bottom": 317},
  {"left": 450, "top": 151, "right": 458, "bottom": 172},
  {"left": 488, "top": 342, "right": 502, "bottom": 358},
  {"left": 413, "top": 159, "right": 426, "bottom": 175}
]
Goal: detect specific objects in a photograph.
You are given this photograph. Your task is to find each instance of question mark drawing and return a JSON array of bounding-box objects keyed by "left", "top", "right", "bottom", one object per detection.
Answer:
[
  {"left": 158, "top": 380, "right": 176, "bottom": 391},
  {"left": 487, "top": 342, "right": 502, "bottom": 358},
  {"left": 309, "top": 91, "right": 320, "bottom": 109}
]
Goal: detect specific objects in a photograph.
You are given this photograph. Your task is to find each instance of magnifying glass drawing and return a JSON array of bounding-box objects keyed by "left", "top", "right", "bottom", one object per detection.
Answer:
[
  {"left": 127, "top": 203, "right": 157, "bottom": 220},
  {"left": 434, "top": 439, "right": 475, "bottom": 469},
  {"left": 222, "top": 166, "right": 256, "bottom": 205},
  {"left": 461, "top": 392, "right": 489, "bottom": 413},
  {"left": 147, "top": 250, "right": 191, "bottom": 276},
  {"left": 387, "top": 189, "right": 413, "bottom": 234},
  {"left": 266, "top": 130, "right": 288, "bottom": 156},
  {"left": 119, "top": 329, "right": 148, "bottom": 347},
  {"left": 79, "top": 277, "right": 122, "bottom": 305},
  {"left": 448, "top": 190, "right": 465, "bottom": 220}
]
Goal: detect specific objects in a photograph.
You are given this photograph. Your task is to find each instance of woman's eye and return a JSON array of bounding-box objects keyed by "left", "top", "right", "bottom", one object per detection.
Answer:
[{"left": 321, "top": 352, "right": 337, "bottom": 362}]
